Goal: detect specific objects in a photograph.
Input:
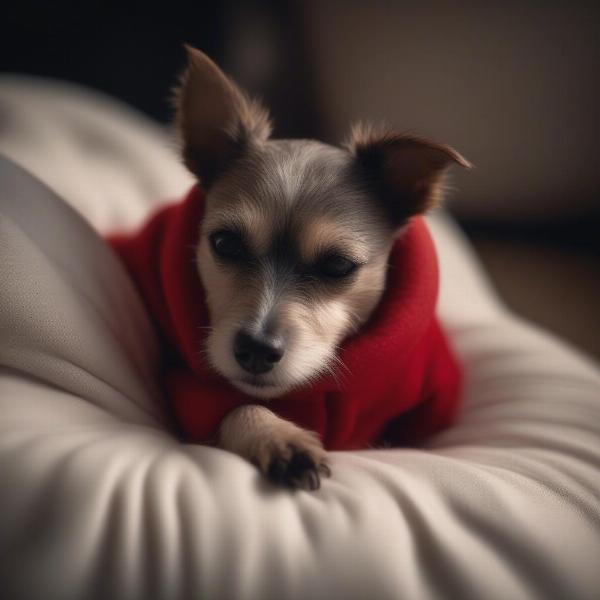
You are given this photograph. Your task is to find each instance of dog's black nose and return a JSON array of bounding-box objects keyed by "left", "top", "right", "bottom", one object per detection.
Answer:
[{"left": 234, "top": 330, "right": 284, "bottom": 375}]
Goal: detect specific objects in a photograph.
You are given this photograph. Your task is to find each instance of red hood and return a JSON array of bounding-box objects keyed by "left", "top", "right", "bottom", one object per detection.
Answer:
[{"left": 109, "top": 184, "right": 462, "bottom": 449}]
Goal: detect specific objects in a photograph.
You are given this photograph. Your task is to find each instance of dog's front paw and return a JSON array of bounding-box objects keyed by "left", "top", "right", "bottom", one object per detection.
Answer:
[
  {"left": 263, "top": 437, "right": 331, "bottom": 491},
  {"left": 218, "top": 405, "right": 331, "bottom": 491}
]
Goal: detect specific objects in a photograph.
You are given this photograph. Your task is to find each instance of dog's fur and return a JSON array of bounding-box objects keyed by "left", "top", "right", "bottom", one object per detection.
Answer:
[{"left": 174, "top": 47, "right": 469, "bottom": 490}]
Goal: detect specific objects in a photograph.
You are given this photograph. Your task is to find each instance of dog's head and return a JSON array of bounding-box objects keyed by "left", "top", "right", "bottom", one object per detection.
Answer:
[{"left": 175, "top": 47, "right": 470, "bottom": 399}]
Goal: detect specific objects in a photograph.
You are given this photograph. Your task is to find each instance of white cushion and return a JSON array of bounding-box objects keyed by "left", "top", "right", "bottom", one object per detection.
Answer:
[{"left": 1, "top": 79, "right": 599, "bottom": 600}]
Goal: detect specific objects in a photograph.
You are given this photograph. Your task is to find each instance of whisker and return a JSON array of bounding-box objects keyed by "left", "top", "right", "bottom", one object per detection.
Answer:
[
  {"left": 331, "top": 346, "right": 352, "bottom": 376},
  {"left": 328, "top": 354, "right": 351, "bottom": 387}
]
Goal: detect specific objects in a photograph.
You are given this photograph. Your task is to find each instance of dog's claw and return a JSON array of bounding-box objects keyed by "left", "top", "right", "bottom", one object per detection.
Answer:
[
  {"left": 319, "top": 463, "right": 332, "bottom": 478},
  {"left": 266, "top": 447, "right": 328, "bottom": 491}
]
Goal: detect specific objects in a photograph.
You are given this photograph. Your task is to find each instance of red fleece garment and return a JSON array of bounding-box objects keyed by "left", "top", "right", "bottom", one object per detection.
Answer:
[{"left": 108, "top": 184, "right": 462, "bottom": 450}]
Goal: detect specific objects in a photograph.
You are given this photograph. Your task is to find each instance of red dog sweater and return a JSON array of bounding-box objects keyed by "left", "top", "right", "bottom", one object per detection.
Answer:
[{"left": 109, "top": 184, "right": 462, "bottom": 450}]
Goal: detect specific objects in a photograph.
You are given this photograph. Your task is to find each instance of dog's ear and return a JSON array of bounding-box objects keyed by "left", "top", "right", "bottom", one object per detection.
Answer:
[
  {"left": 174, "top": 46, "right": 272, "bottom": 186},
  {"left": 346, "top": 124, "right": 471, "bottom": 225}
]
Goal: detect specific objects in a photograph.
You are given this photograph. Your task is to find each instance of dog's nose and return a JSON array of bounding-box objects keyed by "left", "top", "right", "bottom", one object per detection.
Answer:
[{"left": 233, "top": 330, "right": 284, "bottom": 375}]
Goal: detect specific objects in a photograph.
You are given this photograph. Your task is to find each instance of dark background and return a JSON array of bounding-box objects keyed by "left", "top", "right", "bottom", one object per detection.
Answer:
[
  {"left": 2, "top": 0, "right": 599, "bottom": 356},
  {"left": 0, "top": 1, "right": 321, "bottom": 137}
]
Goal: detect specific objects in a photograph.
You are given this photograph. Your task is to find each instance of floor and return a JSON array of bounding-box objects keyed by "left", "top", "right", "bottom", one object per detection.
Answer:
[{"left": 467, "top": 228, "right": 600, "bottom": 360}]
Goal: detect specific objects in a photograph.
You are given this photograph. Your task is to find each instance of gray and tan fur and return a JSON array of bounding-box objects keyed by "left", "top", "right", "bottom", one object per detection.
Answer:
[{"left": 175, "top": 47, "right": 470, "bottom": 490}]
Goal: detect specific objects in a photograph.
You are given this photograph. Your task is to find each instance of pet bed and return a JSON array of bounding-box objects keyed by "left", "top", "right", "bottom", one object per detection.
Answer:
[{"left": 1, "top": 77, "right": 599, "bottom": 600}]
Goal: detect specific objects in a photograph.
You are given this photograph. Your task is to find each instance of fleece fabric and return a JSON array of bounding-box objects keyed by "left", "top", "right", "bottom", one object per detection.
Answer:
[{"left": 108, "top": 184, "right": 462, "bottom": 449}]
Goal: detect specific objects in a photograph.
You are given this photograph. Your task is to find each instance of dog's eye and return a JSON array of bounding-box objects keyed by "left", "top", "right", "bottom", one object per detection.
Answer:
[
  {"left": 210, "top": 230, "right": 245, "bottom": 259},
  {"left": 315, "top": 254, "right": 357, "bottom": 279}
]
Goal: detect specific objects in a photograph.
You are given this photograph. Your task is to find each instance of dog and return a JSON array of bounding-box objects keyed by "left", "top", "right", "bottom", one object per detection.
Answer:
[{"left": 170, "top": 46, "right": 469, "bottom": 490}]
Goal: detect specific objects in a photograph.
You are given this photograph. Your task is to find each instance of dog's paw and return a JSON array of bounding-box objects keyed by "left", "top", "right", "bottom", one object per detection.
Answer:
[
  {"left": 217, "top": 405, "right": 331, "bottom": 491},
  {"left": 254, "top": 429, "right": 330, "bottom": 491},
  {"left": 265, "top": 444, "right": 331, "bottom": 491}
]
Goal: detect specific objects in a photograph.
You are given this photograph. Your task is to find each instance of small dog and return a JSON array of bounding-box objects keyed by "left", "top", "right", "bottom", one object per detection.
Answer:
[{"left": 174, "top": 47, "right": 469, "bottom": 489}]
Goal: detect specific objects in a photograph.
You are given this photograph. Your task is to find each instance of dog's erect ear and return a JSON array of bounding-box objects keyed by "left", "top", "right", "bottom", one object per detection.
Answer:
[
  {"left": 174, "top": 46, "right": 272, "bottom": 186},
  {"left": 347, "top": 124, "right": 471, "bottom": 225}
]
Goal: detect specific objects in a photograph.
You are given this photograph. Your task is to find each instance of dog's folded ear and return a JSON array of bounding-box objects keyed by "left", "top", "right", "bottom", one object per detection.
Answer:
[
  {"left": 346, "top": 124, "right": 471, "bottom": 225},
  {"left": 174, "top": 46, "right": 272, "bottom": 186}
]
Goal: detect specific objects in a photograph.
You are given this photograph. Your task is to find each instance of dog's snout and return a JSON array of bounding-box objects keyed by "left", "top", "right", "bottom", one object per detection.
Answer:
[{"left": 234, "top": 330, "right": 284, "bottom": 375}]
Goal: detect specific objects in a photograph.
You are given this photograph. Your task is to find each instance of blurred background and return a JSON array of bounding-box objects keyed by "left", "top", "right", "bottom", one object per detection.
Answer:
[{"left": 2, "top": 0, "right": 598, "bottom": 356}]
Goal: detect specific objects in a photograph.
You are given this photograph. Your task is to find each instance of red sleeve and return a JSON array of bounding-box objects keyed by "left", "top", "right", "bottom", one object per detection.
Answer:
[{"left": 166, "top": 368, "right": 245, "bottom": 443}]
